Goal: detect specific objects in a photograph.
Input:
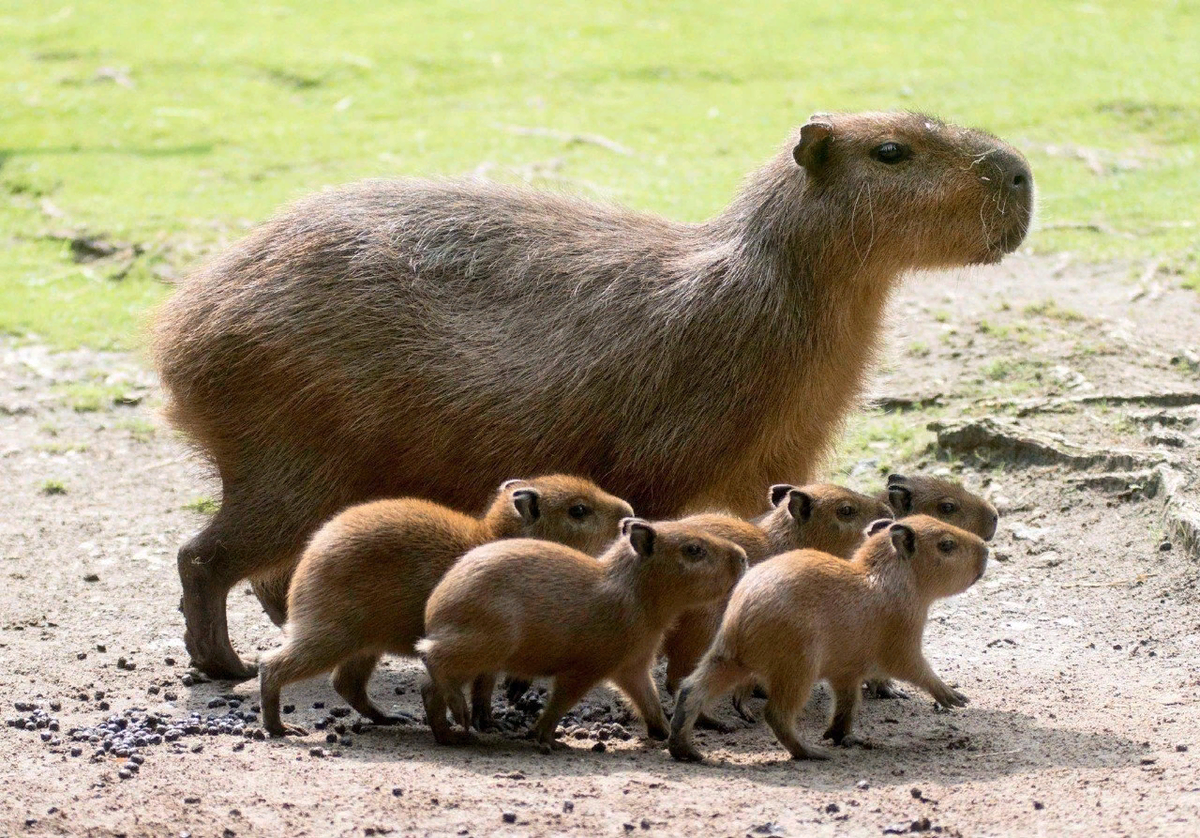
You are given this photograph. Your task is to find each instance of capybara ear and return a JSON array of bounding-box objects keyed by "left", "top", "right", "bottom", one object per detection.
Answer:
[
  {"left": 500, "top": 478, "right": 530, "bottom": 490},
  {"left": 865, "top": 518, "right": 893, "bottom": 537},
  {"left": 512, "top": 489, "right": 540, "bottom": 524},
  {"left": 793, "top": 118, "right": 833, "bottom": 172},
  {"left": 787, "top": 489, "right": 813, "bottom": 523},
  {"left": 769, "top": 483, "right": 797, "bottom": 507},
  {"left": 886, "top": 473, "right": 909, "bottom": 487},
  {"left": 627, "top": 521, "right": 656, "bottom": 558},
  {"left": 619, "top": 516, "right": 643, "bottom": 536},
  {"left": 887, "top": 484, "right": 914, "bottom": 515},
  {"left": 889, "top": 522, "right": 916, "bottom": 559}
]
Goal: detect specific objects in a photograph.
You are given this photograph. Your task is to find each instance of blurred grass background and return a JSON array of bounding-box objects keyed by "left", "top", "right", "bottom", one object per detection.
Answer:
[{"left": 2, "top": 0, "right": 1197, "bottom": 350}]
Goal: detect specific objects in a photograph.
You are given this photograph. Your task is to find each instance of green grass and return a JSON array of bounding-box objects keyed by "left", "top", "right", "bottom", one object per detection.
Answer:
[
  {"left": 182, "top": 497, "right": 218, "bottom": 515},
  {"left": 3, "top": 0, "right": 1198, "bottom": 349}
]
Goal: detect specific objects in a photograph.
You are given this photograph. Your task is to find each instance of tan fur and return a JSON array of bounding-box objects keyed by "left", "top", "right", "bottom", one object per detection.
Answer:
[
  {"left": 257, "top": 475, "right": 631, "bottom": 737},
  {"left": 881, "top": 473, "right": 999, "bottom": 541},
  {"left": 152, "top": 112, "right": 1032, "bottom": 678},
  {"left": 662, "top": 484, "right": 892, "bottom": 693},
  {"left": 668, "top": 515, "right": 987, "bottom": 762},
  {"left": 417, "top": 519, "right": 747, "bottom": 752}
]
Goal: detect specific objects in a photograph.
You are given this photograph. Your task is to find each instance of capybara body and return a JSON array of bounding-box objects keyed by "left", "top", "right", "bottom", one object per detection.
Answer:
[
  {"left": 668, "top": 515, "right": 988, "bottom": 762},
  {"left": 417, "top": 519, "right": 746, "bottom": 752},
  {"left": 257, "top": 475, "right": 632, "bottom": 737},
  {"left": 153, "top": 111, "right": 1033, "bottom": 678},
  {"left": 662, "top": 483, "right": 892, "bottom": 693},
  {"left": 882, "top": 473, "right": 999, "bottom": 541}
]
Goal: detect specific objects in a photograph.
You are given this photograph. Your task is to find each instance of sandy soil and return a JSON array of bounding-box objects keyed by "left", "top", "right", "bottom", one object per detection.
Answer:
[{"left": 2, "top": 253, "right": 1199, "bottom": 837}]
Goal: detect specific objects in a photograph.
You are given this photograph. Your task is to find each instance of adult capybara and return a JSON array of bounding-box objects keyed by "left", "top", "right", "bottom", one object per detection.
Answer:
[{"left": 153, "top": 111, "right": 1034, "bottom": 678}]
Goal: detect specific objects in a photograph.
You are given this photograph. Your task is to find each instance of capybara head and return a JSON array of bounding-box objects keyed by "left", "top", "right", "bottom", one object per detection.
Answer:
[
  {"left": 884, "top": 473, "right": 999, "bottom": 541},
  {"left": 792, "top": 111, "right": 1033, "bottom": 270},
  {"left": 484, "top": 474, "right": 634, "bottom": 555},
  {"left": 763, "top": 482, "right": 894, "bottom": 559},
  {"left": 871, "top": 515, "right": 988, "bottom": 601},
  {"left": 619, "top": 517, "right": 747, "bottom": 608}
]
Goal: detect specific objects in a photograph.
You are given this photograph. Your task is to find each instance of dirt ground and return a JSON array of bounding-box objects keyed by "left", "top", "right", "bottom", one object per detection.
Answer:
[{"left": 2, "top": 252, "right": 1199, "bottom": 837}]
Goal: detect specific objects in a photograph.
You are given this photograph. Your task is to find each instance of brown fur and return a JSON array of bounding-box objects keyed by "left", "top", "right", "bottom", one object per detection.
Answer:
[
  {"left": 416, "top": 519, "right": 747, "bottom": 752},
  {"left": 256, "top": 475, "right": 631, "bottom": 737},
  {"left": 662, "top": 484, "right": 892, "bottom": 693},
  {"left": 152, "top": 112, "right": 1032, "bottom": 678},
  {"left": 668, "top": 515, "right": 988, "bottom": 762},
  {"left": 881, "top": 473, "right": 999, "bottom": 541}
]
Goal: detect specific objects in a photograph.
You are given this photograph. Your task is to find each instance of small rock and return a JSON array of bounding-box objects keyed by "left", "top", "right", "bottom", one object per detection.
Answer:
[
  {"left": 309, "top": 747, "right": 326, "bottom": 758},
  {"left": 562, "top": 801, "right": 574, "bottom": 813},
  {"left": 501, "top": 812, "right": 517, "bottom": 824},
  {"left": 83, "top": 573, "right": 100, "bottom": 583},
  {"left": 1033, "top": 800, "right": 1044, "bottom": 810},
  {"left": 1159, "top": 540, "right": 1173, "bottom": 552},
  {"left": 824, "top": 803, "right": 840, "bottom": 814},
  {"left": 77, "top": 652, "right": 87, "bottom": 660},
  {"left": 164, "top": 657, "right": 176, "bottom": 666},
  {"left": 1176, "top": 743, "right": 1189, "bottom": 752},
  {"left": 856, "top": 779, "right": 870, "bottom": 790},
  {"left": 591, "top": 741, "right": 606, "bottom": 753},
  {"left": 282, "top": 704, "right": 296, "bottom": 714},
  {"left": 326, "top": 733, "right": 338, "bottom": 744},
  {"left": 392, "top": 788, "right": 403, "bottom": 797}
]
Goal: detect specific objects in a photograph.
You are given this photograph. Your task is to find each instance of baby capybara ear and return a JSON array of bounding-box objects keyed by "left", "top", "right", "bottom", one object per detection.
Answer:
[
  {"left": 889, "top": 522, "right": 916, "bottom": 560},
  {"left": 865, "top": 518, "right": 893, "bottom": 538},
  {"left": 769, "top": 483, "right": 797, "bottom": 507},
  {"left": 887, "top": 478, "right": 914, "bottom": 515},
  {"left": 793, "top": 117, "right": 833, "bottom": 172},
  {"left": 787, "top": 489, "right": 813, "bottom": 523},
  {"left": 626, "top": 520, "right": 656, "bottom": 558},
  {"left": 511, "top": 489, "right": 541, "bottom": 524}
]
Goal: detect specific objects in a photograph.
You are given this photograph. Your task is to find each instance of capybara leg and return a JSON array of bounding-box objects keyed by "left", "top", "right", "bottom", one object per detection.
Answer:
[
  {"left": 763, "top": 674, "right": 828, "bottom": 761},
  {"left": 420, "top": 678, "right": 465, "bottom": 746},
  {"left": 823, "top": 678, "right": 863, "bottom": 746},
  {"left": 332, "top": 652, "right": 405, "bottom": 725},
  {"left": 177, "top": 515, "right": 258, "bottom": 681},
  {"left": 470, "top": 673, "right": 498, "bottom": 731},
  {"left": 894, "top": 656, "right": 968, "bottom": 708},
  {"left": 731, "top": 682, "right": 759, "bottom": 723},
  {"left": 668, "top": 655, "right": 746, "bottom": 762},
  {"left": 250, "top": 565, "right": 294, "bottom": 627},
  {"left": 533, "top": 673, "right": 596, "bottom": 753},
  {"left": 663, "top": 608, "right": 717, "bottom": 696},
  {"left": 259, "top": 640, "right": 340, "bottom": 737},
  {"left": 611, "top": 660, "right": 668, "bottom": 740},
  {"left": 504, "top": 676, "right": 533, "bottom": 705}
]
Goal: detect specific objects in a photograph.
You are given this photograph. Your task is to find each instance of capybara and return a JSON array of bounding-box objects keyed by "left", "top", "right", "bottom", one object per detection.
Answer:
[
  {"left": 662, "top": 483, "right": 893, "bottom": 694},
  {"left": 258, "top": 475, "right": 631, "bottom": 737},
  {"left": 153, "top": 111, "right": 1033, "bottom": 678},
  {"left": 668, "top": 516, "right": 987, "bottom": 762},
  {"left": 881, "top": 473, "right": 999, "bottom": 541},
  {"left": 416, "top": 519, "right": 747, "bottom": 752}
]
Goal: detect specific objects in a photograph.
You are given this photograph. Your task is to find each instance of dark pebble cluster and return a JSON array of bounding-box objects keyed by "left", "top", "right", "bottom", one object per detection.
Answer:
[{"left": 7, "top": 698, "right": 268, "bottom": 780}]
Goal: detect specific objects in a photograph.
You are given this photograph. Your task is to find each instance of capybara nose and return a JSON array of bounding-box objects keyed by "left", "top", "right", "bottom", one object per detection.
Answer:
[
  {"left": 992, "top": 148, "right": 1033, "bottom": 196},
  {"left": 985, "top": 511, "right": 999, "bottom": 541}
]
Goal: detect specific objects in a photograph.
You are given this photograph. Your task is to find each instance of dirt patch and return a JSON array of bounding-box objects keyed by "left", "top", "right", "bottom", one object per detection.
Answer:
[{"left": 2, "top": 254, "right": 1199, "bottom": 836}]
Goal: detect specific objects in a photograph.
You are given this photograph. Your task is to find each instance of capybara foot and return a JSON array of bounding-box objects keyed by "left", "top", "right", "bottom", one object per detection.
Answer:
[
  {"left": 184, "top": 629, "right": 258, "bottom": 681},
  {"left": 731, "top": 691, "right": 758, "bottom": 724},
  {"left": 472, "top": 704, "right": 496, "bottom": 732},
  {"left": 864, "top": 678, "right": 907, "bottom": 700},
  {"left": 822, "top": 726, "right": 870, "bottom": 748},
  {"left": 667, "top": 736, "right": 704, "bottom": 763},
  {"left": 534, "top": 735, "right": 568, "bottom": 755},
  {"left": 268, "top": 723, "right": 308, "bottom": 738},
  {"left": 645, "top": 719, "right": 670, "bottom": 741},
  {"left": 788, "top": 742, "right": 832, "bottom": 761},
  {"left": 929, "top": 683, "right": 969, "bottom": 708}
]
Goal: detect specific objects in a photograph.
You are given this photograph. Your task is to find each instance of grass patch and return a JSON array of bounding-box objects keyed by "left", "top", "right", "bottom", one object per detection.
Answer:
[
  {"left": 41, "top": 480, "right": 68, "bottom": 495},
  {"left": 116, "top": 417, "right": 156, "bottom": 442},
  {"left": 1, "top": 1, "right": 1197, "bottom": 350},
  {"left": 182, "top": 497, "right": 219, "bottom": 514},
  {"left": 1022, "top": 300, "right": 1087, "bottom": 322},
  {"left": 831, "top": 410, "right": 938, "bottom": 482},
  {"left": 54, "top": 381, "right": 127, "bottom": 412}
]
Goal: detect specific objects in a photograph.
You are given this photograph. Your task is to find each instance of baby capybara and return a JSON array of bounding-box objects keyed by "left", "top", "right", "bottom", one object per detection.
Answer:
[
  {"left": 417, "top": 519, "right": 746, "bottom": 752},
  {"left": 669, "top": 516, "right": 987, "bottom": 763},
  {"left": 153, "top": 112, "right": 1032, "bottom": 678},
  {"left": 258, "top": 475, "right": 631, "bottom": 737}
]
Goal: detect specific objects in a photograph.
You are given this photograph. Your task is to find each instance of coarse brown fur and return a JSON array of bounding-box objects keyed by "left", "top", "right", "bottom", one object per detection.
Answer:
[
  {"left": 416, "top": 519, "right": 747, "bottom": 752},
  {"left": 662, "top": 484, "right": 892, "bottom": 694},
  {"left": 881, "top": 473, "right": 999, "bottom": 541},
  {"left": 668, "top": 515, "right": 988, "bottom": 763},
  {"left": 257, "top": 475, "right": 631, "bottom": 737},
  {"left": 152, "top": 111, "right": 1033, "bottom": 678}
]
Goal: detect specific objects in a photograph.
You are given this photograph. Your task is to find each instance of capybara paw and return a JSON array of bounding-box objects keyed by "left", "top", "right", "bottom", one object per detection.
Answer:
[
  {"left": 932, "top": 686, "right": 968, "bottom": 708},
  {"left": 667, "top": 738, "right": 704, "bottom": 763},
  {"left": 732, "top": 699, "right": 758, "bottom": 724},
  {"left": 535, "top": 736, "right": 567, "bottom": 754},
  {"left": 864, "top": 679, "right": 908, "bottom": 700},
  {"left": 376, "top": 714, "right": 414, "bottom": 727},
  {"left": 645, "top": 722, "right": 670, "bottom": 741},
  {"left": 268, "top": 723, "right": 308, "bottom": 738},
  {"left": 696, "top": 712, "right": 735, "bottom": 734},
  {"left": 791, "top": 743, "right": 832, "bottom": 761}
]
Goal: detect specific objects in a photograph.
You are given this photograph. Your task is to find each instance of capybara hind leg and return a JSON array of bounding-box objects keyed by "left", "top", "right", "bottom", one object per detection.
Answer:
[
  {"left": 611, "top": 659, "right": 669, "bottom": 740},
  {"left": 763, "top": 675, "right": 828, "bottom": 761},
  {"left": 420, "top": 679, "right": 465, "bottom": 746},
  {"left": 667, "top": 655, "right": 747, "bottom": 762},
  {"left": 533, "top": 673, "right": 596, "bottom": 753},
  {"left": 250, "top": 565, "right": 294, "bottom": 627},
  {"left": 332, "top": 652, "right": 404, "bottom": 725},
  {"left": 823, "top": 678, "right": 864, "bottom": 747},
  {"left": 177, "top": 515, "right": 258, "bottom": 681},
  {"left": 470, "top": 673, "right": 498, "bottom": 731},
  {"left": 258, "top": 641, "right": 340, "bottom": 737}
]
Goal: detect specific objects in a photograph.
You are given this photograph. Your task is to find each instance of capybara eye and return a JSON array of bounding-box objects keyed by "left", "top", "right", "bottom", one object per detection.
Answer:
[
  {"left": 938, "top": 500, "right": 958, "bottom": 515},
  {"left": 569, "top": 504, "right": 591, "bottom": 520},
  {"left": 683, "top": 543, "right": 706, "bottom": 561},
  {"left": 937, "top": 538, "right": 956, "bottom": 554},
  {"left": 837, "top": 504, "right": 856, "bottom": 518},
  {"left": 872, "top": 142, "right": 910, "bottom": 164}
]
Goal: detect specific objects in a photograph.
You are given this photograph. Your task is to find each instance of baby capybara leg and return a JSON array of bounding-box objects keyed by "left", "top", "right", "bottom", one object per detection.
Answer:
[
  {"left": 533, "top": 673, "right": 597, "bottom": 753},
  {"left": 823, "top": 677, "right": 864, "bottom": 746},
  {"left": 611, "top": 661, "right": 669, "bottom": 740},
  {"left": 332, "top": 652, "right": 404, "bottom": 725},
  {"left": 259, "top": 638, "right": 344, "bottom": 737},
  {"left": 667, "top": 655, "right": 747, "bottom": 762},
  {"left": 470, "top": 673, "right": 498, "bottom": 731},
  {"left": 762, "top": 672, "right": 828, "bottom": 761},
  {"left": 250, "top": 565, "right": 294, "bottom": 627}
]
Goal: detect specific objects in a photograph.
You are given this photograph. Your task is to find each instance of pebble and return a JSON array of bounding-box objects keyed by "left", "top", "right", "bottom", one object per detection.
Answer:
[
  {"left": 309, "top": 747, "right": 326, "bottom": 758},
  {"left": 329, "top": 707, "right": 352, "bottom": 718},
  {"left": 392, "top": 788, "right": 403, "bottom": 797},
  {"left": 1176, "top": 743, "right": 1189, "bottom": 752},
  {"left": 83, "top": 573, "right": 100, "bottom": 583},
  {"left": 562, "top": 801, "right": 574, "bottom": 813},
  {"left": 326, "top": 733, "right": 338, "bottom": 744},
  {"left": 1033, "top": 801, "right": 1044, "bottom": 810},
  {"left": 591, "top": 741, "right": 606, "bottom": 753},
  {"left": 501, "top": 813, "right": 517, "bottom": 824}
]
